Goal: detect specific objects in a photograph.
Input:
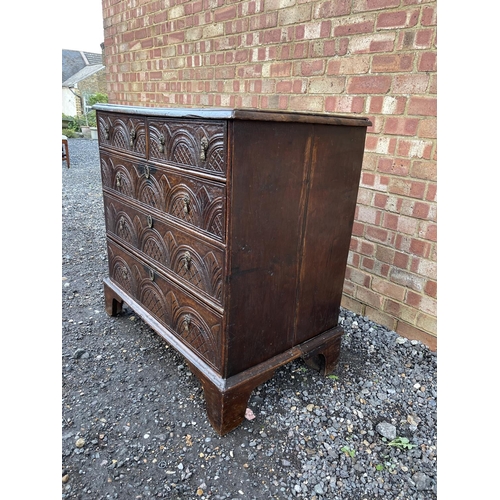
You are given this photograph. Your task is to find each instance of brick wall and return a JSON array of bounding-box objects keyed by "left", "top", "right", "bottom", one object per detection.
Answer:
[{"left": 101, "top": 0, "right": 437, "bottom": 350}]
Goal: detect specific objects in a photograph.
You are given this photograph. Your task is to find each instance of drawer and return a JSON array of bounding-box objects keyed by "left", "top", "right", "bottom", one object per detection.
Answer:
[
  {"left": 148, "top": 119, "right": 227, "bottom": 177},
  {"left": 103, "top": 193, "right": 225, "bottom": 306},
  {"left": 97, "top": 112, "right": 147, "bottom": 158},
  {"left": 100, "top": 151, "right": 226, "bottom": 241},
  {"left": 107, "top": 240, "right": 223, "bottom": 372}
]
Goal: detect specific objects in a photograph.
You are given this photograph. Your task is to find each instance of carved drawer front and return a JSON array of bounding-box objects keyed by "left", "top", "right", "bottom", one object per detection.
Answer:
[
  {"left": 103, "top": 193, "right": 225, "bottom": 306},
  {"left": 148, "top": 119, "right": 227, "bottom": 177},
  {"left": 100, "top": 152, "right": 226, "bottom": 241},
  {"left": 97, "top": 112, "right": 147, "bottom": 158},
  {"left": 107, "top": 240, "right": 223, "bottom": 372}
]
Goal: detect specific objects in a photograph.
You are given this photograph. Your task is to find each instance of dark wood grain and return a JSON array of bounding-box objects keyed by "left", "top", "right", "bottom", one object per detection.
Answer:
[{"left": 97, "top": 106, "right": 370, "bottom": 435}]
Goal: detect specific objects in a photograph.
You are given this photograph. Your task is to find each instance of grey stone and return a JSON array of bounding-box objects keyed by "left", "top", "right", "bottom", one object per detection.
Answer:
[{"left": 376, "top": 421, "right": 397, "bottom": 440}]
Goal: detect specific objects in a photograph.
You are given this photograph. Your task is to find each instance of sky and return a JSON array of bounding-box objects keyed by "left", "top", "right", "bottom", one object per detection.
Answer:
[{"left": 63, "top": 0, "right": 105, "bottom": 54}]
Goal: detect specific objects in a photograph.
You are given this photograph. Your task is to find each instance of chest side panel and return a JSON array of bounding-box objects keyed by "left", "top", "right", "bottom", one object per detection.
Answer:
[
  {"left": 294, "top": 124, "right": 368, "bottom": 343},
  {"left": 224, "top": 120, "right": 314, "bottom": 377}
]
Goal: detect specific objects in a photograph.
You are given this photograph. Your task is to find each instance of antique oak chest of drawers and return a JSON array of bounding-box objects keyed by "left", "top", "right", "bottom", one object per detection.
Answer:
[{"left": 95, "top": 104, "right": 371, "bottom": 435}]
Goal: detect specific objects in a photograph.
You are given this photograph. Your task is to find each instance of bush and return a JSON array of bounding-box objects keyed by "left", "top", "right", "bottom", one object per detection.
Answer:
[
  {"left": 63, "top": 114, "right": 87, "bottom": 132},
  {"left": 62, "top": 128, "right": 77, "bottom": 138},
  {"left": 87, "top": 92, "right": 108, "bottom": 107},
  {"left": 85, "top": 110, "right": 97, "bottom": 127}
]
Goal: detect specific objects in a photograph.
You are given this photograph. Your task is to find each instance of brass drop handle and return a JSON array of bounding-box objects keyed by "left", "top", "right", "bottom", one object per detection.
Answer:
[
  {"left": 182, "top": 251, "right": 192, "bottom": 271},
  {"left": 145, "top": 165, "right": 150, "bottom": 179},
  {"left": 149, "top": 268, "right": 155, "bottom": 281},
  {"left": 147, "top": 215, "right": 153, "bottom": 228},
  {"left": 116, "top": 173, "right": 121, "bottom": 187},
  {"left": 118, "top": 216, "right": 125, "bottom": 231},
  {"left": 200, "top": 137, "right": 208, "bottom": 161},
  {"left": 159, "top": 134, "right": 165, "bottom": 153},
  {"left": 182, "top": 196, "right": 190, "bottom": 214},
  {"left": 129, "top": 128, "right": 136, "bottom": 147},
  {"left": 182, "top": 314, "right": 191, "bottom": 333},
  {"left": 104, "top": 125, "right": 109, "bottom": 140}
]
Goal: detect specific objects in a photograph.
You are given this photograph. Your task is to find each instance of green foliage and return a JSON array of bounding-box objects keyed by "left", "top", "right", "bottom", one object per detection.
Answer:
[
  {"left": 87, "top": 92, "right": 108, "bottom": 107},
  {"left": 85, "top": 110, "right": 97, "bottom": 127},
  {"left": 62, "top": 114, "right": 87, "bottom": 132},
  {"left": 387, "top": 437, "right": 415, "bottom": 450},
  {"left": 62, "top": 128, "right": 76, "bottom": 138},
  {"left": 327, "top": 374, "right": 339, "bottom": 380},
  {"left": 375, "top": 463, "right": 385, "bottom": 471},
  {"left": 341, "top": 446, "right": 355, "bottom": 458}
]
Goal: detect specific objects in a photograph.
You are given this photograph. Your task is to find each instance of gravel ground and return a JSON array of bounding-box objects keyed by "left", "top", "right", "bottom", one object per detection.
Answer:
[{"left": 62, "top": 137, "right": 437, "bottom": 499}]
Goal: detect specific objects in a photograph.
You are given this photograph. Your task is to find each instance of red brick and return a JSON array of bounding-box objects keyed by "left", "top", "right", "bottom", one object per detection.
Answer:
[
  {"left": 281, "top": 42, "right": 309, "bottom": 59},
  {"left": 412, "top": 201, "right": 430, "bottom": 219},
  {"left": 225, "top": 19, "right": 250, "bottom": 34},
  {"left": 331, "top": 55, "right": 371, "bottom": 75},
  {"left": 348, "top": 268, "right": 372, "bottom": 287},
  {"left": 411, "top": 160, "right": 436, "bottom": 181},
  {"left": 366, "top": 0, "right": 400, "bottom": 9},
  {"left": 373, "top": 193, "right": 389, "bottom": 209},
  {"left": 409, "top": 97, "right": 437, "bottom": 117},
  {"left": 418, "top": 51, "right": 437, "bottom": 72},
  {"left": 314, "top": 0, "right": 351, "bottom": 18},
  {"left": 348, "top": 75, "right": 392, "bottom": 94},
  {"left": 237, "top": 64, "right": 263, "bottom": 78},
  {"left": 325, "top": 95, "right": 365, "bottom": 113},
  {"left": 425, "top": 279, "right": 437, "bottom": 299},
  {"left": 383, "top": 213, "right": 398, "bottom": 231},
  {"left": 375, "top": 245, "right": 395, "bottom": 264},
  {"left": 342, "top": 279, "right": 357, "bottom": 297},
  {"left": 214, "top": 5, "right": 237, "bottom": 22},
  {"left": 372, "top": 277, "right": 406, "bottom": 301},
  {"left": 263, "top": 28, "right": 283, "bottom": 44},
  {"left": 406, "top": 291, "right": 422, "bottom": 308},
  {"left": 334, "top": 20, "right": 375, "bottom": 37},
  {"left": 421, "top": 6, "right": 437, "bottom": 26},
  {"left": 410, "top": 238, "right": 431, "bottom": 258},
  {"left": 289, "top": 95, "right": 324, "bottom": 111},
  {"left": 361, "top": 172, "right": 375, "bottom": 187},
  {"left": 394, "top": 251, "right": 409, "bottom": 269},
  {"left": 425, "top": 183, "right": 437, "bottom": 202},
  {"left": 418, "top": 118, "right": 436, "bottom": 139},
  {"left": 392, "top": 74, "right": 429, "bottom": 94},
  {"left": 361, "top": 257, "right": 375, "bottom": 271},
  {"left": 378, "top": 157, "right": 410, "bottom": 176},
  {"left": 250, "top": 12, "right": 278, "bottom": 30},
  {"left": 389, "top": 178, "right": 426, "bottom": 199},
  {"left": 384, "top": 117, "right": 419, "bottom": 136},
  {"left": 296, "top": 59, "right": 325, "bottom": 76},
  {"left": 357, "top": 205, "right": 382, "bottom": 225},
  {"left": 365, "top": 225, "right": 394, "bottom": 245},
  {"left": 418, "top": 221, "right": 437, "bottom": 241},
  {"left": 377, "top": 10, "right": 419, "bottom": 29},
  {"left": 270, "top": 62, "right": 292, "bottom": 77},
  {"left": 372, "top": 54, "right": 414, "bottom": 72},
  {"left": 360, "top": 241, "right": 375, "bottom": 256},
  {"left": 352, "top": 221, "right": 365, "bottom": 237},
  {"left": 416, "top": 29, "right": 434, "bottom": 48},
  {"left": 397, "top": 139, "right": 433, "bottom": 160},
  {"left": 356, "top": 287, "right": 384, "bottom": 309}
]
